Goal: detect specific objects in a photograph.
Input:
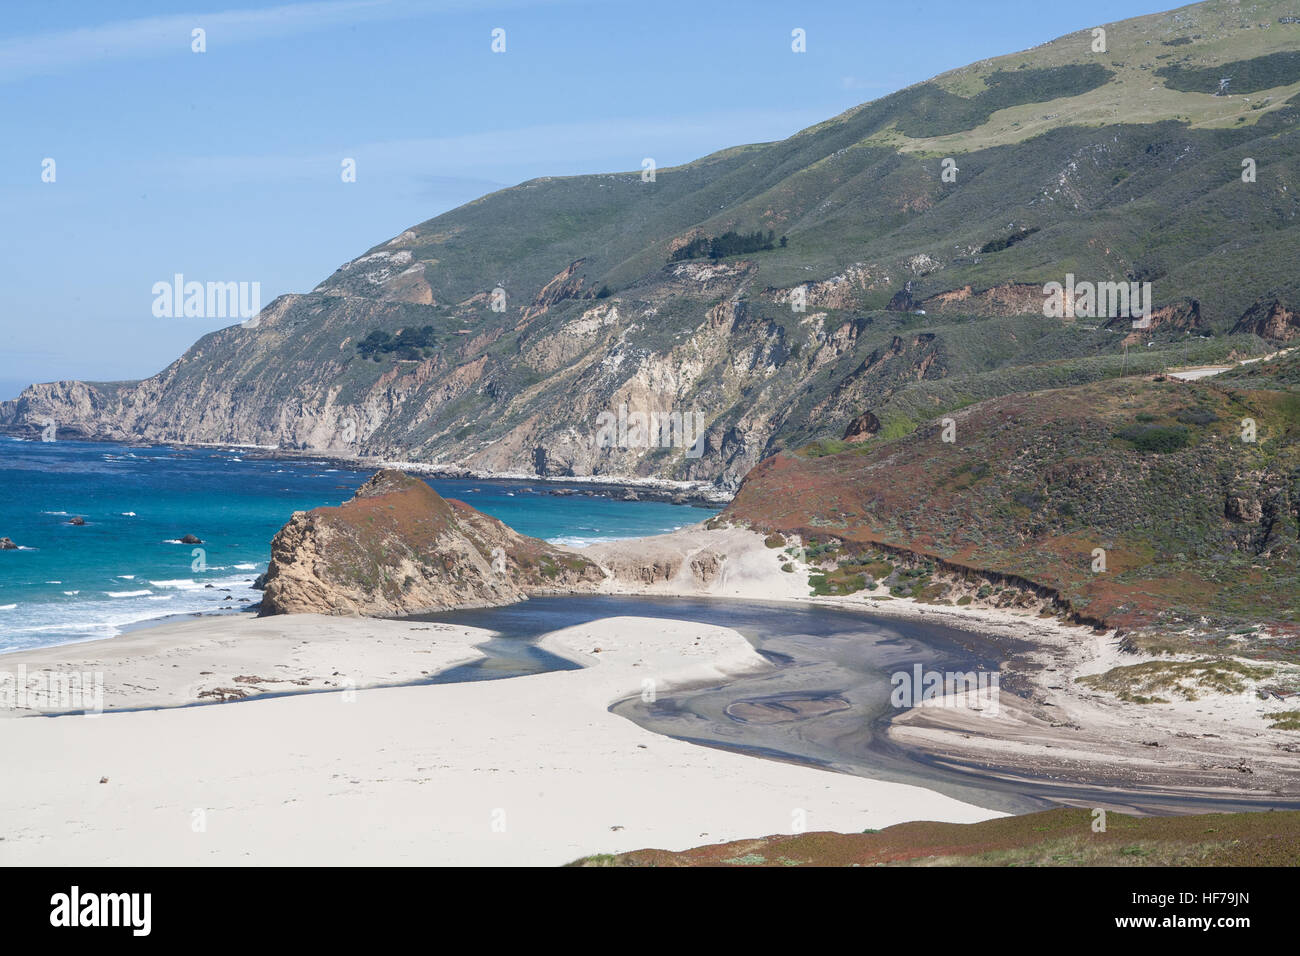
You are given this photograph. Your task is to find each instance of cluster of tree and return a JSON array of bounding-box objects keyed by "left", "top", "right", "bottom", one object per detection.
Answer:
[
  {"left": 357, "top": 325, "right": 438, "bottom": 361},
  {"left": 979, "top": 226, "right": 1040, "bottom": 255},
  {"left": 669, "top": 230, "right": 786, "bottom": 262}
]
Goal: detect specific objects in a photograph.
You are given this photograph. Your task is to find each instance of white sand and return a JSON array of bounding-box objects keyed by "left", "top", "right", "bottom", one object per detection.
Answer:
[
  {"left": 0, "top": 614, "right": 1000, "bottom": 866},
  {"left": 17, "top": 520, "right": 1289, "bottom": 865},
  {"left": 0, "top": 613, "right": 488, "bottom": 716}
]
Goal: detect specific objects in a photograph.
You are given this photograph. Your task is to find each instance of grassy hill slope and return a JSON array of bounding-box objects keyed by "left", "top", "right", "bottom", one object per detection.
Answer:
[{"left": 5, "top": 0, "right": 1300, "bottom": 490}]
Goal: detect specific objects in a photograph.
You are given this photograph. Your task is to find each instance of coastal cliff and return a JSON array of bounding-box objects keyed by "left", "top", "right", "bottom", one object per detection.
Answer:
[
  {"left": 5, "top": 0, "right": 1300, "bottom": 490},
  {"left": 259, "top": 470, "right": 604, "bottom": 616}
]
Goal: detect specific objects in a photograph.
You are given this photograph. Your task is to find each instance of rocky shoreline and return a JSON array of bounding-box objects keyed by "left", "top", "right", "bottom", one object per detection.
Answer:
[{"left": 0, "top": 430, "right": 729, "bottom": 506}]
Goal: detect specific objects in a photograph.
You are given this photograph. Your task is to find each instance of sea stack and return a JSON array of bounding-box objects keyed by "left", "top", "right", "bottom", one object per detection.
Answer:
[{"left": 259, "top": 469, "right": 604, "bottom": 616}]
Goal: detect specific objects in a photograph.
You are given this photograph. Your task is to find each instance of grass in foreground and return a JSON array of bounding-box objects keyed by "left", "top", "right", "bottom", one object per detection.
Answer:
[{"left": 566, "top": 807, "right": 1300, "bottom": 867}]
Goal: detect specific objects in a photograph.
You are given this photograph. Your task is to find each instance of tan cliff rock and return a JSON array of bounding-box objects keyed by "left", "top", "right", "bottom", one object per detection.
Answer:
[{"left": 259, "top": 470, "right": 605, "bottom": 616}]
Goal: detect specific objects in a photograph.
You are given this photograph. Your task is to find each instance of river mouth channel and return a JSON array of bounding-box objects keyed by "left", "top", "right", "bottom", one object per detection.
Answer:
[{"left": 414, "top": 594, "right": 1300, "bottom": 816}]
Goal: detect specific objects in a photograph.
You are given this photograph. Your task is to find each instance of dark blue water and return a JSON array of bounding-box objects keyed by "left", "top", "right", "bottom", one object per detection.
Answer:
[{"left": 0, "top": 438, "right": 716, "bottom": 650}]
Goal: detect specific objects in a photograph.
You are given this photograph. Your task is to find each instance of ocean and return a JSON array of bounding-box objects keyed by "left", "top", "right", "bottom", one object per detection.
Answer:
[{"left": 0, "top": 438, "right": 717, "bottom": 652}]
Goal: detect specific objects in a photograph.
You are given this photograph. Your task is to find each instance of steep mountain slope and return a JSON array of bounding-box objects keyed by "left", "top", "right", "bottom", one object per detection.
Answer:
[{"left": 6, "top": 0, "right": 1300, "bottom": 491}]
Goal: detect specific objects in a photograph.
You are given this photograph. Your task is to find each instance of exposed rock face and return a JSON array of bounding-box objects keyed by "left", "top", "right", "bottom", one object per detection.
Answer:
[
  {"left": 915, "top": 283, "right": 1046, "bottom": 316},
  {"left": 1109, "top": 298, "right": 1206, "bottom": 345},
  {"left": 259, "top": 470, "right": 605, "bottom": 616},
  {"left": 1231, "top": 298, "right": 1300, "bottom": 342},
  {"left": 842, "top": 411, "right": 882, "bottom": 443},
  {"left": 1225, "top": 494, "right": 1263, "bottom": 524},
  {"left": 0, "top": 537, "right": 17, "bottom": 550}
]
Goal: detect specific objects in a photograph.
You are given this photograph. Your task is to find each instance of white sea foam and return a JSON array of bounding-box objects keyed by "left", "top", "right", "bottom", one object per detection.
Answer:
[
  {"left": 148, "top": 576, "right": 250, "bottom": 591},
  {"left": 105, "top": 590, "right": 152, "bottom": 598},
  {"left": 548, "top": 535, "right": 616, "bottom": 548}
]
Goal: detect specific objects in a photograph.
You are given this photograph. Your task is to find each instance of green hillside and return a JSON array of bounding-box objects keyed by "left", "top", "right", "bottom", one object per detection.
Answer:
[
  {"left": 724, "top": 362, "right": 1300, "bottom": 644},
  {"left": 4, "top": 0, "right": 1300, "bottom": 491}
]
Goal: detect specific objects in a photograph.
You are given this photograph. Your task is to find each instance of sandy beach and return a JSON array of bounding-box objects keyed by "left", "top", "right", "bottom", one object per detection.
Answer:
[
  {"left": 0, "top": 608, "right": 1001, "bottom": 866},
  {"left": 5, "top": 523, "right": 1297, "bottom": 866}
]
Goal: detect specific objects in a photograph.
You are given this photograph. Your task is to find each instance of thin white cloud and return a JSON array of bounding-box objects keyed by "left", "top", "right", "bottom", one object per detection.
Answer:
[{"left": 0, "top": 0, "right": 543, "bottom": 83}]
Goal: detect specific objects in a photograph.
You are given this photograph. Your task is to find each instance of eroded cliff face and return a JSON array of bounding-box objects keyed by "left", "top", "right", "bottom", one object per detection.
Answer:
[
  {"left": 258, "top": 470, "right": 605, "bottom": 616},
  {"left": 0, "top": 260, "right": 966, "bottom": 492},
  {"left": 1231, "top": 298, "right": 1300, "bottom": 343}
]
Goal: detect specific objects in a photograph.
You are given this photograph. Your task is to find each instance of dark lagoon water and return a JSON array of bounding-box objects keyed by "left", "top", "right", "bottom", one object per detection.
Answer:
[
  {"left": 0, "top": 438, "right": 715, "bottom": 651},
  {"left": 418, "top": 595, "right": 1300, "bottom": 816}
]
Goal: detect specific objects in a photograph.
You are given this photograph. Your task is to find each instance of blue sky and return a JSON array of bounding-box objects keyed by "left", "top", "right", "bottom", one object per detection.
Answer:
[{"left": 0, "top": 0, "right": 1176, "bottom": 399}]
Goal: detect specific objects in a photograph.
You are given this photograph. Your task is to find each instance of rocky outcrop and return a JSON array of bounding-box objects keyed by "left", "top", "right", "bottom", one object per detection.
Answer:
[
  {"left": 259, "top": 470, "right": 604, "bottom": 616},
  {"left": 842, "top": 411, "right": 881, "bottom": 443},
  {"left": 915, "top": 283, "right": 1045, "bottom": 316},
  {"left": 0, "top": 537, "right": 17, "bottom": 550},
  {"left": 520, "top": 259, "right": 589, "bottom": 322},
  {"left": 1231, "top": 298, "right": 1300, "bottom": 342},
  {"left": 1108, "top": 298, "right": 1206, "bottom": 344}
]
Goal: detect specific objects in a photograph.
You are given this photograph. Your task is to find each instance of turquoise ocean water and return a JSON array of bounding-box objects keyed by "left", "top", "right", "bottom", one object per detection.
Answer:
[{"left": 0, "top": 438, "right": 716, "bottom": 651}]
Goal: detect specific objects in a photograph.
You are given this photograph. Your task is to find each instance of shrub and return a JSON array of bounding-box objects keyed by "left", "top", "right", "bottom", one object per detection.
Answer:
[
  {"left": 358, "top": 325, "right": 438, "bottom": 358},
  {"left": 1176, "top": 407, "right": 1218, "bottom": 426},
  {"left": 979, "top": 226, "right": 1040, "bottom": 255},
  {"left": 1116, "top": 424, "right": 1191, "bottom": 453}
]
